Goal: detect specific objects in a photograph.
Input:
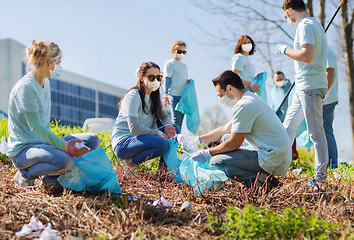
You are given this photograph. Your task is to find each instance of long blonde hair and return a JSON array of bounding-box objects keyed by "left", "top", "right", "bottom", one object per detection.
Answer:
[{"left": 25, "top": 40, "right": 62, "bottom": 72}]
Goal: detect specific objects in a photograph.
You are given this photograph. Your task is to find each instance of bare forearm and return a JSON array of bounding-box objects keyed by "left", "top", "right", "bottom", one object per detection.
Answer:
[
  {"left": 200, "top": 121, "right": 232, "bottom": 143},
  {"left": 285, "top": 48, "right": 313, "bottom": 63}
]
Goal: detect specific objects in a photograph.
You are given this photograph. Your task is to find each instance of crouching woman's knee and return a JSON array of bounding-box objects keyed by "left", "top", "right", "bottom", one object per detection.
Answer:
[{"left": 56, "top": 151, "right": 75, "bottom": 174}]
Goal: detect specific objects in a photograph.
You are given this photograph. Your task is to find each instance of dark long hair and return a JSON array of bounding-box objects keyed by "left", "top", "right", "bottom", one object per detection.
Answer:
[
  {"left": 118, "top": 62, "right": 163, "bottom": 119},
  {"left": 234, "top": 35, "right": 256, "bottom": 55}
]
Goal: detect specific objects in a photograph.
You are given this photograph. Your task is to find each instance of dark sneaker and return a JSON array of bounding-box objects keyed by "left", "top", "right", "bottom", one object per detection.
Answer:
[
  {"left": 42, "top": 175, "right": 63, "bottom": 193},
  {"left": 13, "top": 171, "right": 34, "bottom": 188}
]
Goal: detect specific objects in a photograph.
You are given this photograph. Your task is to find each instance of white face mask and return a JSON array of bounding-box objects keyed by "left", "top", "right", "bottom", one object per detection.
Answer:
[
  {"left": 287, "top": 17, "right": 298, "bottom": 27},
  {"left": 242, "top": 43, "right": 253, "bottom": 53},
  {"left": 220, "top": 92, "right": 237, "bottom": 108},
  {"left": 176, "top": 53, "right": 184, "bottom": 61},
  {"left": 146, "top": 79, "right": 160, "bottom": 92},
  {"left": 50, "top": 64, "right": 62, "bottom": 79},
  {"left": 275, "top": 80, "right": 285, "bottom": 88}
]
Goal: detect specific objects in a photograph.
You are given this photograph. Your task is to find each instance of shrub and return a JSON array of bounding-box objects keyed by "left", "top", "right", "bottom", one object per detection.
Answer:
[{"left": 208, "top": 205, "right": 340, "bottom": 239}]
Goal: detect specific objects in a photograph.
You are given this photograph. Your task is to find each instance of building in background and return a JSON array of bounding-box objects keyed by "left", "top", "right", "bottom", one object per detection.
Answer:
[{"left": 0, "top": 38, "right": 126, "bottom": 126}]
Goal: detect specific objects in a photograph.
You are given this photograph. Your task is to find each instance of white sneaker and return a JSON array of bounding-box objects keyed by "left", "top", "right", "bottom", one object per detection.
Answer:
[{"left": 13, "top": 171, "right": 34, "bottom": 188}]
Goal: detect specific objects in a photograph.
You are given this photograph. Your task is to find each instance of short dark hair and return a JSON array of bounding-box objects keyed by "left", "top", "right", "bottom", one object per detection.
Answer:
[
  {"left": 274, "top": 71, "right": 285, "bottom": 77},
  {"left": 282, "top": 0, "right": 306, "bottom": 11},
  {"left": 234, "top": 35, "right": 256, "bottom": 55},
  {"left": 212, "top": 71, "right": 245, "bottom": 90}
]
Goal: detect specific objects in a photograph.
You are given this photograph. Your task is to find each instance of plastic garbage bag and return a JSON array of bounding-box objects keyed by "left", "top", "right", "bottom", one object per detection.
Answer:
[
  {"left": 255, "top": 72, "right": 267, "bottom": 103},
  {"left": 163, "top": 139, "right": 184, "bottom": 183},
  {"left": 179, "top": 155, "right": 228, "bottom": 195},
  {"left": 175, "top": 81, "right": 200, "bottom": 134},
  {"left": 298, "top": 130, "right": 313, "bottom": 148},
  {"left": 16, "top": 216, "right": 62, "bottom": 239},
  {"left": 153, "top": 197, "right": 172, "bottom": 207},
  {"left": 176, "top": 134, "right": 200, "bottom": 153},
  {"left": 0, "top": 135, "right": 8, "bottom": 155},
  {"left": 58, "top": 146, "right": 121, "bottom": 196}
]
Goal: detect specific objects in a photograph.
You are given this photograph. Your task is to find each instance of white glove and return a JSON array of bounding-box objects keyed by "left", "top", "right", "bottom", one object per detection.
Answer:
[
  {"left": 276, "top": 44, "right": 288, "bottom": 55},
  {"left": 190, "top": 149, "right": 212, "bottom": 162},
  {"left": 176, "top": 134, "right": 201, "bottom": 153}
]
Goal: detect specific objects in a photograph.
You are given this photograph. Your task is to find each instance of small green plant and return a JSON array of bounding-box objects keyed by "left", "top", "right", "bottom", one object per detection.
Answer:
[{"left": 208, "top": 205, "right": 340, "bottom": 239}]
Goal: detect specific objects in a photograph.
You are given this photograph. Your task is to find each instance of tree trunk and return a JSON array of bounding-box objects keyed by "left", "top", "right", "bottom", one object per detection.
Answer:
[
  {"left": 306, "top": 0, "right": 314, "bottom": 17},
  {"left": 340, "top": 1, "right": 354, "bottom": 161},
  {"left": 319, "top": 0, "right": 326, "bottom": 27}
]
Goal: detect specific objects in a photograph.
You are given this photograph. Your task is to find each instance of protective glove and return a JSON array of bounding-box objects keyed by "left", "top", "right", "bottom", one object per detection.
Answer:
[
  {"left": 176, "top": 134, "right": 201, "bottom": 153},
  {"left": 190, "top": 149, "right": 212, "bottom": 162},
  {"left": 65, "top": 139, "right": 89, "bottom": 157},
  {"left": 276, "top": 44, "right": 288, "bottom": 55},
  {"left": 164, "top": 124, "right": 176, "bottom": 139}
]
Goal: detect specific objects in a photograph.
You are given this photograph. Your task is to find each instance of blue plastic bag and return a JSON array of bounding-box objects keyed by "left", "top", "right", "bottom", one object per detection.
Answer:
[
  {"left": 175, "top": 81, "right": 200, "bottom": 134},
  {"left": 58, "top": 146, "right": 121, "bottom": 196},
  {"left": 179, "top": 156, "right": 228, "bottom": 195},
  {"left": 163, "top": 139, "right": 184, "bottom": 183},
  {"left": 255, "top": 72, "right": 267, "bottom": 103}
]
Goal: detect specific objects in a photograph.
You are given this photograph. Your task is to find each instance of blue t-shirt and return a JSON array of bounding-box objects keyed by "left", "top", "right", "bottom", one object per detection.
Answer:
[
  {"left": 7, "top": 72, "right": 51, "bottom": 157},
  {"left": 231, "top": 91, "right": 291, "bottom": 176},
  {"left": 271, "top": 79, "right": 292, "bottom": 122},
  {"left": 111, "top": 89, "right": 156, "bottom": 146},
  {"left": 163, "top": 59, "right": 188, "bottom": 96},
  {"left": 231, "top": 53, "right": 256, "bottom": 86},
  {"left": 323, "top": 46, "right": 338, "bottom": 105},
  {"left": 294, "top": 17, "right": 327, "bottom": 90}
]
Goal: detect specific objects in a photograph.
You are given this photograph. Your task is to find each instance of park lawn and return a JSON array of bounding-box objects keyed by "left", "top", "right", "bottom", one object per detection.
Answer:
[{"left": 1, "top": 119, "right": 354, "bottom": 239}]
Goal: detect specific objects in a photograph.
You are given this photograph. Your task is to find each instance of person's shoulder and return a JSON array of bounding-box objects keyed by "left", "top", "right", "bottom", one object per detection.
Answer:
[
  {"left": 165, "top": 58, "right": 176, "bottom": 65},
  {"left": 232, "top": 53, "right": 244, "bottom": 60},
  {"left": 14, "top": 72, "right": 36, "bottom": 91}
]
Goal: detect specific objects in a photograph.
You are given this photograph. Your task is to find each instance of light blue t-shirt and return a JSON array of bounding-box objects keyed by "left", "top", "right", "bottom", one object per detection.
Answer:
[
  {"left": 323, "top": 46, "right": 338, "bottom": 105},
  {"left": 111, "top": 89, "right": 156, "bottom": 146},
  {"left": 231, "top": 53, "right": 256, "bottom": 85},
  {"left": 231, "top": 91, "right": 291, "bottom": 176},
  {"left": 7, "top": 72, "right": 51, "bottom": 157},
  {"left": 294, "top": 17, "right": 327, "bottom": 90},
  {"left": 163, "top": 59, "right": 188, "bottom": 96},
  {"left": 271, "top": 79, "right": 292, "bottom": 122}
]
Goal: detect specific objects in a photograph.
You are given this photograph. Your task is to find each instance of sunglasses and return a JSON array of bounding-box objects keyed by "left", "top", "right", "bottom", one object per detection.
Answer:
[
  {"left": 176, "top": 50, "right": 187, "bottom": 55},
  {"left": 144, "top": 74, "right": 163, "bottom": 82}
]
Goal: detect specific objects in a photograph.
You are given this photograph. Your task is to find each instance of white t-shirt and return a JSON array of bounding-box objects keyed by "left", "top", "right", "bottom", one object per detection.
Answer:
[
  {"left": 294, "top": 17, "right": 327, "bottom": 90},
  {"left": 231, "top": 53, "right": 256, "bottom": 84},
  {"left": 323, "top": 46, "right": 338, "bottom": 105},
  {"left": 163, "top": 59, "right": 188, "bottom": 96},
  {"left": 231, "top": 91, "right": 291, "bottom": 176}
]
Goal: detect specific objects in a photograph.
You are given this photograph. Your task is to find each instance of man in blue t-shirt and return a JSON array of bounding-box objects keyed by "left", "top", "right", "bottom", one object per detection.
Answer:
[{"left": 276, "top": 0, "right": 328, "bottom": 187}]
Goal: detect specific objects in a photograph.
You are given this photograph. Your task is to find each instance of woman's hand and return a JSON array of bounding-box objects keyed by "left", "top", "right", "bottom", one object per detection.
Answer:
[
  {"left": 187, "top": 79, "right": 193, "bottom": 84},
  {"left": 164, "top": 124, "right": 176, "bottom": 139},
  {"left": 65, "top": 139, "right": 89, "bottom": 157},
  {"left": 158, "top": 131, "right": 169, "bottom": 140}
]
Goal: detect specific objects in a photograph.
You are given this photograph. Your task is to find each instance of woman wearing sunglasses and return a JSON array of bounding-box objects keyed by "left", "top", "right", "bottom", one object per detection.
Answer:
[
  {"left": 162, "top": 40, "right": 191, "bottom": 130},
  {"left": 231, "top": 35, "right": 261, "bottom": 92},
  {"left": 111, "top": 62, "right": 179, "bottom": 172}
]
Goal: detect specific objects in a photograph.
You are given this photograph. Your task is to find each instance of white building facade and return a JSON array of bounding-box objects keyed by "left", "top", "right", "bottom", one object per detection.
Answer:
[{"left": 0, "top": 38, "right": 126, "bottom": 126}]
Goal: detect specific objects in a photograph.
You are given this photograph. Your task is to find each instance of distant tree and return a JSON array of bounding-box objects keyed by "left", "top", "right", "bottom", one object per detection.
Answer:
[{"left": 197, "top": 105, "right": 228, "bottom": 135}]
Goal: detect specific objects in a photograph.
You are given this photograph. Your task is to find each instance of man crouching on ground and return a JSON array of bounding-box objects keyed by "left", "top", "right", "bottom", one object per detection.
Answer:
[{"left": 190, "top": 71, "right": 291, "bottom": 188}]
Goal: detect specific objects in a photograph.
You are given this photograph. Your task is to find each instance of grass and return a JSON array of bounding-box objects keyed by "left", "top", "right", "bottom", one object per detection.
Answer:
[{"left": 1, "top": 119, "right": 354, "bottom": 239}]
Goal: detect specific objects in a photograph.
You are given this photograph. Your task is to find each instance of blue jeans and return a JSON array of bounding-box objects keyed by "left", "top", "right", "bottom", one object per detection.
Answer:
[
  {"left": 283, "top": 89, "right": 328, "bottom": 178},
  {"left": 114, "top": 124, "right": 181, "bottom": 166},
  {"left": 323, "top": 102, "right": 338, "bottom": 168},
  {"left": 209, "top": 134, "right": 268, "bottom": 186},
  {"left": 168, "top": 96, "right": 184, "bottom": 130},
  {"left": 12, "top": 133, "right": 101, "bottom": 180}
]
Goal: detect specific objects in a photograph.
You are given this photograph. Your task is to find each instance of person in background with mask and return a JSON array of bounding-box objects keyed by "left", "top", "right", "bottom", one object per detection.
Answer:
[
  {"left": 8, "top": 40, "right": 101, "bottom": 189},
  {"left": 111, "top": 62, "right": 179, "bottom": 174},
  {"left": 179, "top": 71, "right": 291, "bottom": 188},
  {"left": 271, "top": 71, "right": 299, "bottom": 160},
  {"left": 323, "top": 46, "right": 339, "bottom": 168},
  {"left": 276, "top": 0, "right": 328, "bottom": 187},
  {"left": 162, "top": 41, "right": 192, "bottom": 130},
  {"left": 231, "top": 35, "right": 261, "bottom": 93}
]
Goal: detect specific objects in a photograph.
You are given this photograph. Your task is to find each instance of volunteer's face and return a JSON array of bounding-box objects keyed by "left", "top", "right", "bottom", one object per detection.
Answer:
[
  {"left": 274, "top": 73, "right": 285, "bottom": 83},
  {"left": 215, "top": 84, "right": 234, "bottom": 99},
  {"left": 142, "top": 67, "right": 160, "bottom": 86}
]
